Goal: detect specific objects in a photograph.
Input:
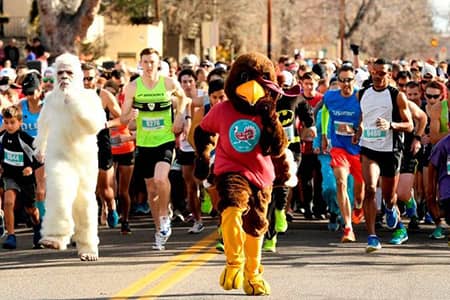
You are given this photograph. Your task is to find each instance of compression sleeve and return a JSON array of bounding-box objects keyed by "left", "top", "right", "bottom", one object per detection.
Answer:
[{"left": 321, "top": 105, "right": 330, "bottom": 135}]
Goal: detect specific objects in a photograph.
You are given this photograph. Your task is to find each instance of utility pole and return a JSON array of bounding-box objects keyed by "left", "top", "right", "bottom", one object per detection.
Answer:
[
  {"left": 267, "top": 0, "right": 272, "bottom": 59},
  {"left": 339, "top": 0, "right": 345, "bottom": 60},
  {"left": 154, "top": 0, "right": 160, "bottom": 21}
]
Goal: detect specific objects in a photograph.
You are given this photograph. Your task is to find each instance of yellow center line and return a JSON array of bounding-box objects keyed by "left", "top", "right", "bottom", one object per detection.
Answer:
[
  {"left": 112, "top": 231, "right": 218, "bottom": 299},
  {"left": 138, "top": 245, "right": 218, "bottom": 299}
]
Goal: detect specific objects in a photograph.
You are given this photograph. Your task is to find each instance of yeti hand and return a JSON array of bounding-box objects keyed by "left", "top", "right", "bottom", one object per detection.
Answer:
[{"left": 194, "top": 156, "right": 210, "bottom": 181}]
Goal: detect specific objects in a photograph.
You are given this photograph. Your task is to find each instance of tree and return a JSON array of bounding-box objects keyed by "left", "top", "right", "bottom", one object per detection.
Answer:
[{"left": 37, "top": 0, "right": 101, "bottom": 56}]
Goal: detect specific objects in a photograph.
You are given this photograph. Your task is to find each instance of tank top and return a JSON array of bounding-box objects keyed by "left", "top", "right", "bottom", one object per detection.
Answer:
[
  {"left": 440, "top": 100, "right": 449, "bottom": 133},
  {"left": 360, "top": 86, "right": 403, "bottom": 152},
  {"left": 20, "top": 99, "right": 41, "bottom": 138},
  {"left": 134, "top": 77, "right": 174, "bottom": 147},
  {"left": 111, "top": 93, "right": 135, "bottom": 154}
]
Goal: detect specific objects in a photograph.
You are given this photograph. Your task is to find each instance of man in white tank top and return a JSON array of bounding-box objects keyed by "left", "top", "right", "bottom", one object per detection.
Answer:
[{"left": 356, "top": 58, "right": 413, "bottom": 253}]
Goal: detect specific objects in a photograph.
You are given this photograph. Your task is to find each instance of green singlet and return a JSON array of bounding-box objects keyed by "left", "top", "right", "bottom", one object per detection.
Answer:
[
  {"left": 134, "top": 76, "right": 174, "bottom": 147},
  {"left": 440, "top": 99, "right": 448, "bottom": 133}
]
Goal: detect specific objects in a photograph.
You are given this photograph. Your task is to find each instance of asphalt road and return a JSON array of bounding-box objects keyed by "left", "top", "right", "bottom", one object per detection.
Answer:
[{"left": 1, "top": 213, "right": 450, "bottom": 300}]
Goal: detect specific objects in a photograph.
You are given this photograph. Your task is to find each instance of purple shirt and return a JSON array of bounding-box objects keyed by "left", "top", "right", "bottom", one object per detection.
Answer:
[{"left": 429, "top": 134, "right": 450, "bottom": 200}]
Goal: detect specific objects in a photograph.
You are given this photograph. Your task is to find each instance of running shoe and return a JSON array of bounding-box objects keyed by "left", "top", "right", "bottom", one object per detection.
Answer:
[
  {"left": 429, "top": 225, "right": 445, "bottom": 240},
  {"left": 3, "top": 234, "right": 16, "bottom": 250},
  {"left": 216, "top": 239, "right": 225, "bottom": 252},
  {"left": 405, "top": 198, "right": 418, "bottom": 218},
  {"left": 351, "top": 208, "right": 364, "bottom": 225},
  {"left": 171, "top": 209, "right": 185, "bottom": 223},
  {"left": 262, "top": 236, "right": 277, "bottom": 253},
  {"left": 327, "top": 221, "right": 340, "bottom": 232},
  {"left": 188, "top": 221, "right": 205, "bottom": 234},
  {"left": 32, "top": 222, "right": 43, "bottom": 249},
  {"left": 424, "top": 212, "right": 435, "bottom": 225},
  {"left": 366, "top": 235, "right": 381, "bottom": 253},
  {"left": 120, "top": 221, "right": 132, "bottom": 235},
  {"left": 274, "top": 209, "right": 288, "bottom": 233},
  {"left": 201, "top": 192, "right": 213, "bottom": 215},
  {"left": 152, "top": 232, "right": 165, "bottom": 251},
  {"left": 135, "top": 202, "right": 150, "bottom": 215},
  {"left": 385, "top": 207, "right": 399, "bottom": 230},
  {"left": 159, "top": 216, "right": 172, "bottom": 243},
  {"left": 341, "top": 227, "right": 356, "bottom": 243},
  {"left": 408, "top": 216, "right": 420, "bottom": 231},
  {"left": 0, "top": 210, "right": 6, "bottom": 239},
  {"left": 389, "top": 228, "right": 408, "bottom": 245},
  {"left": 107, "top": 210, "right": 119, "bottom": 229}
]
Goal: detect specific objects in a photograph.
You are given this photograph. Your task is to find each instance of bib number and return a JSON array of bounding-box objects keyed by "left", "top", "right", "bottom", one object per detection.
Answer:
[
  {"left": 363, "top": 128, "right": 387, "bottom": 140},
  {"left": 142, "top": 118, "right": 164, "bottom": 130},
  {"left": 4, "top": 149, "right": 24, "bottom": 166},
  {"left": 447, "top": 155, "right": 450, "bottom": 175},
  {"left": 284, "top": 124, "right": 295, "bottom": 141},
  {"left": 334, "top": 121, "right": 355, "bottom": 136}
]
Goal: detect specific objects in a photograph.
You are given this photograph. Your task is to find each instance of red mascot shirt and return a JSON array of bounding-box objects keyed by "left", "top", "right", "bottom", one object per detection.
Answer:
[{"left": 200, "top": 101, "right": 275, "bottom": 189}]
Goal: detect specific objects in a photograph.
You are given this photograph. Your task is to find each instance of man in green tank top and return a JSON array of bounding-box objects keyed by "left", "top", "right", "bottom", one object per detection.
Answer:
[{"left": 121, "top": 48, "right": 190, "bottom": 250}]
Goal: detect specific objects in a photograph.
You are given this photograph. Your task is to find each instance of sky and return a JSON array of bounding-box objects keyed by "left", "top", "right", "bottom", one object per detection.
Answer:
[{"left": 431, "top": 0, "right": 450, "bottom": 32}]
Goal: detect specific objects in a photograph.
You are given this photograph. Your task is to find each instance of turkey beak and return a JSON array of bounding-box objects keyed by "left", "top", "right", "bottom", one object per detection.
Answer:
[{"left": 236, "top": 80, "right": 266, "bottom": 105}]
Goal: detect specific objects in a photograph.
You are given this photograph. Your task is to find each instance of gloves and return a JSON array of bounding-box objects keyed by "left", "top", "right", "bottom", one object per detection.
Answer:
[{"left": 350, "top": 44, "right": 359, "bottom": 55}]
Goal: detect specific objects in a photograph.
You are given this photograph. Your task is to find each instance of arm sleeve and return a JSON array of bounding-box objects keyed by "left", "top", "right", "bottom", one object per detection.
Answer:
[
  {"left": 321, "top": 105, "right": 330, "bottom": 135},
  {"left": 313, "top": 109, "right": 322, "bottom": 149}
]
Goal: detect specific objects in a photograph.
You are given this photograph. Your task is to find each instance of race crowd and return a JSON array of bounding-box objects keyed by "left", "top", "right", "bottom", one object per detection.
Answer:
[{"left": 0, "top": 40, "right": 448, "bottom": 255}]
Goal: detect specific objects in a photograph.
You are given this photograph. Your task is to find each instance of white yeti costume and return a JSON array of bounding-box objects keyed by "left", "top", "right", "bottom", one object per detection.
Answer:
[{"left": 34, "top": 53, "right": 106, "bottom": 261}]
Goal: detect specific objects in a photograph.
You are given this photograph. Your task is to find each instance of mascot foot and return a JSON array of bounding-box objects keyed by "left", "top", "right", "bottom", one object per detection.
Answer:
[
  {"left": 79, "top": 252, "right": 98, "bottom": 261},
  {"left": 220, "top": 266, "right": 244, "bottom": 290},
  {"left": 243, "top": 272, "right": 271, "bottom": 296},
  {"left": 39, "top": 236, "right": 68, "bottom": 250}
]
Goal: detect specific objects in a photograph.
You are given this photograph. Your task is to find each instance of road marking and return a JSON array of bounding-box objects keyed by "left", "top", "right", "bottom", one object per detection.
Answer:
[
  {"left": 112, "top": 231, "right": 218, "bottom": 299},
  {"left": 138, "top": 246, "right": 218, "bottom": 299}
]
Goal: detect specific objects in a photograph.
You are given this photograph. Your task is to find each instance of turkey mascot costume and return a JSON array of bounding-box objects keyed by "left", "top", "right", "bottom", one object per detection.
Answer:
[{"left": 194, "top": 52, "right": 300, "bottom": 295}]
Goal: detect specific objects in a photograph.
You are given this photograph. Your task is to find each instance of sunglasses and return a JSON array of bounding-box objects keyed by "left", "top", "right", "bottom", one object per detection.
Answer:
[
  {"left": 338, "top": 77, "right": 354, "bottom": 83},
  {"left": 83, "top": 76, "right": 94, "bottom": 81},
  {"left": 57, "top": 70, "right": 73, "bottom": 76},
  {"left": 421, "top": 80, "right": 429, "bottom": 85},
  {"left": 425, "top": 93, "right": 441, "bottom": 99},
  {"left": 43, "top": 77, "right": 55, "bottom": 83},
  {"left": 371, "top": 71, "right": 388, "bottom": 77},
  {"left": 397, "top": 83, "right": 406, "bottom": 88}
]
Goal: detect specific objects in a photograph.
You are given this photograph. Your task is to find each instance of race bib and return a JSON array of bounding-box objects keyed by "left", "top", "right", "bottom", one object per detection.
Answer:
[
  {"left": 4, "top": 149, "right": 24, "bottom": 167},
  {"left": 284, "top": 124, "right": 295, "bottom": 141},
  {"left": 142, "top": 117, "right": 164, "bottom": 131},
  {"left": 334, "top": 121, "right": 355, "bottom": 136},
  {"left": 447, "top": 155, "right": 450, "bottom": 175},
  {"left": 363, "top": 127, "right": 387, "bottom": 140}
]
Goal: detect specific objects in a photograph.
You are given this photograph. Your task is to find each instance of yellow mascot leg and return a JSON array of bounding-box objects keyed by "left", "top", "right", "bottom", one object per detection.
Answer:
[
  {"left": 219, "top": 207, "right": 245, "bottom": 290},
  {"left": 243, "top": 234, "right": 271, "bottom": 296}
]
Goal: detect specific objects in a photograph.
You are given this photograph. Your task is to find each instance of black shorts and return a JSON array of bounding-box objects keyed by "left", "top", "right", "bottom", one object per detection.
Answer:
[
  {"left": 400, "top": 153, "right": 418, "bottom": 174},
  {"left": 417, "top": 144, "right": 432, "bottom": 170},
  {"left": 3, "top": 177, "right": 36, "bottom": 208},
  {"left": 98, "top": 148, "right": 114, "bottom": 170},
  {"left": 97, "top": 129, "right": 113, "bottom": 170},
  {"left": 360, "top": 147, "right": 402, "bottom": 177},
  {"left": 135, "top": 142, "right": 175, "bottom": 179},
  {"left": 113, "top": 151, "right": 135, "bottom": 166},
  {"left": 177, "top": 150, "right": 196, "bottom": 166}
]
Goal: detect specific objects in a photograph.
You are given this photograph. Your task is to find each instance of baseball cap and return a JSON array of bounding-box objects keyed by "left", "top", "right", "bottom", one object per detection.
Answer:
[
  {"left": 421, "top": 62, "right": 437, "bottom": 77},
  {"left": 22, "top": 72, "right": 41, "bottom": 95}
]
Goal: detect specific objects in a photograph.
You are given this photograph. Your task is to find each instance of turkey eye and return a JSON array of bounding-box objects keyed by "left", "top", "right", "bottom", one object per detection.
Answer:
[{"left": 240, "top": 72, "right": 249, "bottom": 83}]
